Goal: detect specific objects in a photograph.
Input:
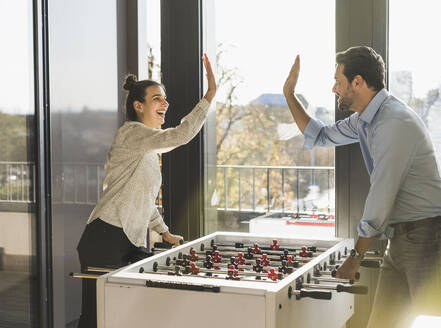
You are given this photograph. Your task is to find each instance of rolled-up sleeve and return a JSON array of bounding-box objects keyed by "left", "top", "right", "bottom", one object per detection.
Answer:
[
  {"left": 357, "top": 118, "right": 421, "bottom": 238},
  {"left": 149, "top": 208, "right": 169, "bottom": 234},
  {"left": 303, "top": 114, "right": 359, "bottom": 149}
]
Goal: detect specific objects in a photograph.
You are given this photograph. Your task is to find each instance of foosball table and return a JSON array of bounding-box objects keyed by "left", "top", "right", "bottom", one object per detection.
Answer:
[{"left": 96, "top": 232, "right": 370, "bottom": 328}]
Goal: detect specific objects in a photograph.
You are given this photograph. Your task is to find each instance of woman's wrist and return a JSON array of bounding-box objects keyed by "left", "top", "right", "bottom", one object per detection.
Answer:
[{"left": 203, "top": 93, "right": 214, "bottom": 103}]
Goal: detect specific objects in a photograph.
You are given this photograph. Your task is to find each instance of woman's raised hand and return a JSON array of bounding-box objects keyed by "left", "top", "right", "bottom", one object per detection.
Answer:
[{"left": 202, "top": 53, "right": 217, "bottom": 103}]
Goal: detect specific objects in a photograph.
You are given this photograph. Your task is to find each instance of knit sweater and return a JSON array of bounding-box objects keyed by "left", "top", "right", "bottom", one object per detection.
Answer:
[{"left": 87, "top": 98, "right": 210, "bottom": 247}]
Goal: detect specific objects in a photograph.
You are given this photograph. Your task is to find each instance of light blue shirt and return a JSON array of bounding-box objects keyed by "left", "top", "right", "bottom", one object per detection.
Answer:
[{"left": 304, "top": 89, "right": 441, "bottom": 239}]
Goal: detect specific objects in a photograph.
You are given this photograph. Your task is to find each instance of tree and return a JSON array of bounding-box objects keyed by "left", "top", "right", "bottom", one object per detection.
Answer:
[{"left": 214, "top": 44, "right": 334, "bottom": 213}]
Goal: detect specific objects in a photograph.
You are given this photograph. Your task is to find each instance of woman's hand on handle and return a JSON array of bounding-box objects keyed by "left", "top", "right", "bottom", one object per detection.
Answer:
[
  {"left": 202, "top": 53, "right": 217, "bottom": 103},
  {"left": 162, "top": 231, "right": 183, "bottom": 246}
]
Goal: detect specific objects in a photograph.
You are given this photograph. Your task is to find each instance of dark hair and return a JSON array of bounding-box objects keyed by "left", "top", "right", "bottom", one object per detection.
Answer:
[
  {"left": 336, "top": 46, "right": 385, "bottom": 91},
  {"left": 123, "top": 74, "right": 165, "bottom": 121}
]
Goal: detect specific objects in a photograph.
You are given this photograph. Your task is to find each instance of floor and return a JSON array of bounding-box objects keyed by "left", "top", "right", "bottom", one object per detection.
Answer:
[{"left": 0, "top": 271, "right": 34, "bottom": 328}]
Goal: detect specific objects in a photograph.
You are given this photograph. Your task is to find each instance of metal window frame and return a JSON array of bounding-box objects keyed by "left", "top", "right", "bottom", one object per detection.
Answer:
[
  {"left": 335, "top": 0, "right": 389, "bottom": 240},
  {"left": 117, "top": 0, "right": 139, "bottom": 127},
  {"left": 33, "top": 0, "right": 53, "bottom": 327},
  {"left": 160, "top": 0, "right": 206, "bottom": 240},
  {"left": 335, "top": 1, "right": 388, "bottom": 327}
]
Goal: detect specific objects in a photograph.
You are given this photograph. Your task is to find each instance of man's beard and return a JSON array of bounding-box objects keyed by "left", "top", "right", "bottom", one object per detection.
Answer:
[
  {"left": 337, "top": 96, "right": 351, "bottom": 111},
  {"left": 336, "top": 88, "right": 354, "bottom": 111}
]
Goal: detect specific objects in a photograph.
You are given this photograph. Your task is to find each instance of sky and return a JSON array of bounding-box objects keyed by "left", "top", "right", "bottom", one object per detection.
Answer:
[
  {"left": 389, "top": 0, "right": 441, "bottom": 98},
  {"left": 0, "top": 0, "right": 34, "bottom": 114},
  {"left": 214, "top": 0, "right": 335, "bottom": 107},
  {"left": 1, "top": 0, "right": 441, "bottom": 113}
]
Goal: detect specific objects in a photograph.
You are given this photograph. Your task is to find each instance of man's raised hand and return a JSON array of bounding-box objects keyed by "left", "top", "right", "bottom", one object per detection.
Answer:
[{"left": 283, "top": 55, "right": 300, "bottom": 96}]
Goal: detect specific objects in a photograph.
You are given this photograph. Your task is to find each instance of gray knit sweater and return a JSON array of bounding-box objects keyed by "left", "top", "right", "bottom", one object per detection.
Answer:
[{"left": 87, "top": 98, "right": 210, "bottom": 247}]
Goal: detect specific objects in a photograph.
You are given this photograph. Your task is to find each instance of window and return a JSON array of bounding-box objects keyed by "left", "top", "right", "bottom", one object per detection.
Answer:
[
  {"left": 0, "top": 0, "right": 39, "bottom": 326},
  {"left": 389, "top": 0, "right": 441, "bottom": 164},
  {"left": 48, "top": 0, "right": 119, "bottom": 326},
  {"left": 138, "top": 0, "right": 161, "bottom": 81},
  {"left": 210, "top": 0, "right": 336, "bottom": 238}
]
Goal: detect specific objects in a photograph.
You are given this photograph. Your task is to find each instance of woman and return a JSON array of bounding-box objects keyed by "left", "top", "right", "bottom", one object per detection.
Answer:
[{"left": 76, "top": 54, "right": 216, "bottom": 328}]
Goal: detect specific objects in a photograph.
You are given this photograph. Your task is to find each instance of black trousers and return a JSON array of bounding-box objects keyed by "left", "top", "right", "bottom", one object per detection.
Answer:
[{"left": 76, "top": 218, "right": 149, "bottom": 328}]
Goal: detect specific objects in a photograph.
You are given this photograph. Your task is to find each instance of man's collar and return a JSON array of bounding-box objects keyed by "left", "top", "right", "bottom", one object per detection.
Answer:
[{"left": 359, "top": 88, "right": 389, "bottom": 124}]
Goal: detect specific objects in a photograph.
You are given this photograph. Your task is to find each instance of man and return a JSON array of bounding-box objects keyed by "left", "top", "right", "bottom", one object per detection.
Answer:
[{"left": 283, "top": 46, "right": 441, "bottom": 327}]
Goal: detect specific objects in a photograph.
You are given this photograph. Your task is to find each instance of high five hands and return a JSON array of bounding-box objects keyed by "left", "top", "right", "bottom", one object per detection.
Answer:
[{"left": 202, "top": 53, "right": 217, "bottom": 103}]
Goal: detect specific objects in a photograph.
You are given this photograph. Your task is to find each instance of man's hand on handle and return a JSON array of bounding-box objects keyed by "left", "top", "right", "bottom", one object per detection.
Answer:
[{"left": 335, "top": 257, "right": 361, "bottom": 281}]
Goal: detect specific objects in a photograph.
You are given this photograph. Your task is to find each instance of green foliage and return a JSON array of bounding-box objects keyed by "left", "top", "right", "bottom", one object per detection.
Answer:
[{"left": 0, "top": 111, "right": 33, "bottom": 162}]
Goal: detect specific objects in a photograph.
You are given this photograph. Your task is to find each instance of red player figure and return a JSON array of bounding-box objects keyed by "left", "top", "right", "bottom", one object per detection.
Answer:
[
  {"left": 260, "top": 254, "right": 270, "bottom": 267},
  {"left": 299, "top": 246, "right": 309, "bottom": 257},
  {"left": 212, "top": 250, "right": 222, "bottom": 263},
  {"left": 189, "top": 262, "right": 200, "bottom": 275},
  {"left": 252, "top": 243, "right": 262, "bottom": 254},
  {"left": 268, "top": 268, "right": 278, "bottom": 281},
  {"left": 227, "top": 264, "right": 239, "bottom": 278},
  {"left": 235, "top": 252, "right": 246, "bottom": 265},
  {"left": 189, "top": 249, "right": 199, "bottom": 261},
  {"left": 270, "top": 239, "right": 280, "bottom": 250}
]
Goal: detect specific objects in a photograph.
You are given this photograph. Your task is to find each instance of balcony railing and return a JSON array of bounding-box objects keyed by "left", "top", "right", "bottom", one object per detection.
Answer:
[
  {"left": 0, "top": 162, "right": 335, "bottom": 216},
  {"left": 0, "top": 161, "right": 36, "bottom": 203},
  {"left": 217, "top": 164, "right": 335, "bottom": 215}
]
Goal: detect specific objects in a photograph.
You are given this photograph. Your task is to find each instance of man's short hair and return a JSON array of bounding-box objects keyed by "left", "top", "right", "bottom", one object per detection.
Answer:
[{"left": 336, "top": 46, "right": 385, "bottom": 91}]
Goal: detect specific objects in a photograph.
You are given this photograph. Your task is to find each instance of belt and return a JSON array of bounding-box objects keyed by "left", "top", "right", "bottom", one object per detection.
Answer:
[{"left": 392, "top": 216, "right": 441, "bottom": 235}]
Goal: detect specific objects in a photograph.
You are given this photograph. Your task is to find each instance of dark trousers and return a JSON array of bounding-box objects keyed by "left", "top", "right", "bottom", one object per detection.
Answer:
[
  {"left": 367, "top": 217, "right": 441, "bottom": 328},
  {"left": 76, "top": 218, "right": 140, "bottom": 328}
]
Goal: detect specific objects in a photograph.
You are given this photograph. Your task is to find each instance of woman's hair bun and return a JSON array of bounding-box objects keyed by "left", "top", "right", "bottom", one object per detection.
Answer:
[{"left": 123, "top": 74, "right": 138, "bottom": 91}]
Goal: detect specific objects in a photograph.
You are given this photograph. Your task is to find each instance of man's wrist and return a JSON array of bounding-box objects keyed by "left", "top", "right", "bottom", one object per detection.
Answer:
[
  {"left": 350, "top": 248, "right": 364, "bottom": 260},
  {"left": 283, "top": 90, "right": 294, "bottom": 97}
]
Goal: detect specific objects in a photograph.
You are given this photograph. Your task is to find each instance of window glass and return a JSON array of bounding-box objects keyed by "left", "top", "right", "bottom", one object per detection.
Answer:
[
  {"left": 211, "top": 0, "right": 336, "bottom": 238},
  {"left": 0, "top": 1, "right": 39, "bottom": 326},
  {"left": 48, "top": 0, "right": 118, "bottom": 326},
  {"left": 139, "top": 0, "right": 161, "bottom": 81},
  {"left": 389, "top": 0, "right": 441, "bottom": 164}
]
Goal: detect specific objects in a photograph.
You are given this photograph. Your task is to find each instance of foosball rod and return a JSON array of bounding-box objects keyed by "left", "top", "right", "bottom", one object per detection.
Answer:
[
  {"left": 301, "top": 282, "right": 368, "bottom": 294},
  {"left": 311, "top": 276, "right": 356, "bottom": 284},
  {"left": 166, "top": 258, "right": 295, "bottom": 274},
  {"left": 69, "top": 272, "right": 100, "bottom": 280},
  {"left": 328, "top": 258, "right": 382, "bottom": 269},
  {"left": 175, "top": 253, "right": 309, "bottom": 268},
  {"left": 153, "top": 263, "right": 286, "bottom": 280},
  {"left": 139, "top": 267, "right": 280, "bottom": 283},
  {"left": 207, "top": 239, "right": 328, "bottom": 253},
  {"left": 191, "top": 252, "right": 303, "bottom": 267},
  {"left": 313, "top": 269, "right": 360, "bottom": 280},
  {"left": 203, "top": 246, "right": 320, "bottom": 257},
  {"left": 186, "top": 250, "right": 315, "bottom": 262}
]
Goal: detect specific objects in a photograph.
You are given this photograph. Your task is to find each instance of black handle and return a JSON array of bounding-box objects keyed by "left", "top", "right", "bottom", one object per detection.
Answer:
[
  {"left": 153, "top": 242, "right": 174, "bottom": 249},
  {"left": 360, "top": 260, "right": 381, "bottom": 268},
  {"left": 331, "top": 269, "right": 360, "bottom": 280},
  {"left": 336, "top": 284, "right": 368, "bottom": 294},
  {"left": 146, "top": 280, "right": 220, "bottom": 293},
  {"left": 299, "top": 290, "right": 332, "bottom": 300},
  {"left": 154, "top": 239, "right": 185, "bottom": 249}
]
